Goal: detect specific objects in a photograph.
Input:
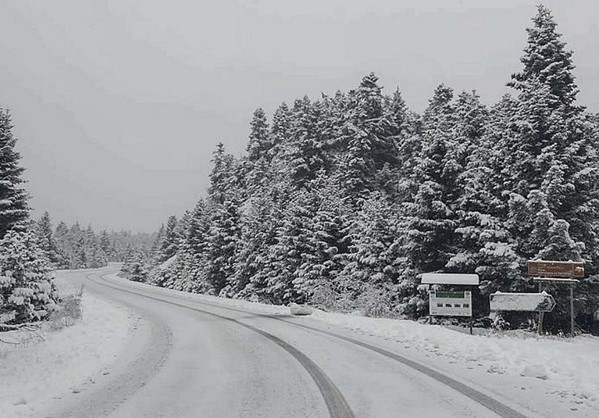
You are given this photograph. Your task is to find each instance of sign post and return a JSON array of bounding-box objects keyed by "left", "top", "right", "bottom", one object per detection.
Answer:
[{"left": 527, "top": 260, "right": 584, "bottom": 336}]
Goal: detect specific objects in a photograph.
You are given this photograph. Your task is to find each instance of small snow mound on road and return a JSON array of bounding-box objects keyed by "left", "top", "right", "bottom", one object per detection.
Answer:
[{"left": 290, "top": 303, "right": 313, "bottom": 316}]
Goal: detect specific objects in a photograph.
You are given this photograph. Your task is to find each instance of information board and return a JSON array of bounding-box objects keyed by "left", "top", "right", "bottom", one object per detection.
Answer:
[{"left": 429, "top": 290, "right": 472, "bottom": 317}]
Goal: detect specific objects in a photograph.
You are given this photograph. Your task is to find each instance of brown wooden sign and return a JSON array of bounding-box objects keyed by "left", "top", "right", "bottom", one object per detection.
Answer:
[{"left": 527, "top": 260, "right": 584, "bottom": 279}]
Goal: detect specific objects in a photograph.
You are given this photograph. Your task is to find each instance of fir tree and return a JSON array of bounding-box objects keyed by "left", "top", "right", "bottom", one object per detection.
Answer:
[
  {"left": 159, "top": 216, "right": 179, "bottom": 263},
  {"left": 0, "top": 108, "right": 29, "bottom": 238},
  {"left": 36, "top": 211, "right": 60, "bottom": 264},
  {"left": 338, "top": 73, "right": 399, "bottom": 201},
  {"left": 206, "top": 199, "right": 241, "bottom": 295},
  {"left": 0, "top": 230, "right": 59, "bottom": 326},
  {"left": 509, "top": 5, "right": 580, "bottom": 113},
  {"left": 246, "top": 108, "right": 271, "bottom": 162}
]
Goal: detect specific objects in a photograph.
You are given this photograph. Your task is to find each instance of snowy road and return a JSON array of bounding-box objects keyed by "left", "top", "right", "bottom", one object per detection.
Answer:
[{"left": 49, "top": 268, "right": 532, "bottom": 418}]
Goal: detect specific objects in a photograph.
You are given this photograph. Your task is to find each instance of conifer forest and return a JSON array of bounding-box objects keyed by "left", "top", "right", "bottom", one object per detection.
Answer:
[{"left": 120, "top": 6, "right": 599, "bottom": 334}]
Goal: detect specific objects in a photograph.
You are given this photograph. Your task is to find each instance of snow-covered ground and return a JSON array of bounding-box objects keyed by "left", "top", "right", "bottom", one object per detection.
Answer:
[
  {"left": 2, "top": 268, "right": 597, "bottom": 417},
  {"left": 0, "top": 270, "right": 138, "bottom": 418}
]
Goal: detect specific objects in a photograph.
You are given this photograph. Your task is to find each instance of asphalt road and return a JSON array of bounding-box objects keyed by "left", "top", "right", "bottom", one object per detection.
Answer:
[{"left": 49, "top": 268, "right": 530, "bottom": 418}]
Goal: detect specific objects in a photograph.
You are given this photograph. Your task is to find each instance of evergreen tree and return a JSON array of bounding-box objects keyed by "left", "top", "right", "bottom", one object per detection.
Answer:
[
  {"left": 338, "top": 73, "right": 399, "bottom": 201},
  {"left": 159, "top": 216, "right": 179, "bottom": 263},
  {"left": 36, "top": 211, "right": 60, "bottom": 264},
  {"left": 509, "top": 5, "right": 580, "bottom": 113},
  {"left": 208, "top": 143, "right": 237, "bottom": 204},
  {"left": 0, "top": 230, "right": 59, "bottom": 326},
  {"left": 404, "top": 85, "right": 458, "bottom": 273},
  {"left": 0, "top": 109, "right": 29, "bottom": 238},
  {"left": 206, "top": 199, "right": 241, "bottom": 295},
  {"left": 246, "top": 108, "right": 271, "bottom": 162}
]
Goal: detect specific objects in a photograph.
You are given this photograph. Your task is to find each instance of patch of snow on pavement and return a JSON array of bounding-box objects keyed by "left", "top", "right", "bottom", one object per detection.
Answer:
[{"left": 0, "top": 272, "right": 135, "bottom": 418}]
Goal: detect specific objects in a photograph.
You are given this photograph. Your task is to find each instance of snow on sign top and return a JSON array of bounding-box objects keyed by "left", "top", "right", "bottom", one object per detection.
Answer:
[{"left": 420, "top": 273, "right": 479, "bottom": 285}]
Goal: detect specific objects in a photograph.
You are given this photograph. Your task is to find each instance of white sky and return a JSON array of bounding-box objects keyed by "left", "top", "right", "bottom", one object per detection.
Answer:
[{"left": 0, "top": 0, "right": 597, "bottom": 232}]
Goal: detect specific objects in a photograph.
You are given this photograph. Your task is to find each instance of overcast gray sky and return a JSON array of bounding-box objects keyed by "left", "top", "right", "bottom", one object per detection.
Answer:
[{"left": 1, "top": 0, "right": 597, "bottom": 232}]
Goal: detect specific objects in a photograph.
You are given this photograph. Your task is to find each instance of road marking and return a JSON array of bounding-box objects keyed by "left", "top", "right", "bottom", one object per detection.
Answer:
[{"left": 93, "top": 272, "right": 355, "bottom": 418}]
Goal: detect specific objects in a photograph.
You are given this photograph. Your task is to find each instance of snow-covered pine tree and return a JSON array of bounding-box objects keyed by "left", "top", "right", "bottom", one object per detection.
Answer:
[
  {"left": 261, "top": 190, "right": 313, "bottom": 304},
  {"left": 35, "top": 211, "right": 60, "bottom": 265},
  {"left": 283, "top": 96, "right": 327, "bottom": 190},
  {"left": 0, "top": 229, "right": 59, "bottom": 327},
  {"left": 508, "top": 5, "right": 580, "bottom": 114},
  {"left": 162, "top": 199, "right": 211, "bottom": 292},
  {"left": 149, "top": 224, "right": 165, "bottom": 264},
  {"left": 338, "top": 192, "right": 404, "bottom": 316},
  {"left": 505, "top": 5, "right": 595, "bottom": 242},
  {"left": 403, "top": 85, "right": 458, "bottom": 274},
  {"left": 0, "top": 109, "right": 28, "bottom": 239},
  {"left": 293, "top": 178, "right": 351, "bottom": 306},
  {"left": 230, "top": 194, "right": 279, "bottom": 298},
  {"left": 246, "top": 108, "right": 271, "bottom": 162},
  {"left": 206, "top": 198, "right": 241, "bottom": 296},
  {"left": 99, "top": 230, "right": 114, "bottom": 261},
  {"left": 337, "top": 73, "right": 399, "bottom": 203},
  {"left": 158, "top": 215, "right": 179, "bottom": 263},
  {"left": 53, "top": 221, "right": 70, "bottom": 268}
]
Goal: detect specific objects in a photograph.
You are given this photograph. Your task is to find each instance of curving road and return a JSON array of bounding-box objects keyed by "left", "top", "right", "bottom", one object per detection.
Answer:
[{"left": 48, "top": 268, "right": 531, "bottom": 418}]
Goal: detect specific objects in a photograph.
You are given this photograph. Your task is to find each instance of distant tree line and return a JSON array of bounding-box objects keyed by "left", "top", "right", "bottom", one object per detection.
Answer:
[
  {"left": 123, "top": 6, "right": 599, "bottom": 333},
  {"left": 34, "top": 211, "right": 155, "bottom": 270}
]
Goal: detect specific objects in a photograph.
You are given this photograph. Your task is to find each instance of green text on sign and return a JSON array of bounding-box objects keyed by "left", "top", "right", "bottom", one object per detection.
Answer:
[{"left": 436, "top": 291, "right": 465, "bottom": 298}]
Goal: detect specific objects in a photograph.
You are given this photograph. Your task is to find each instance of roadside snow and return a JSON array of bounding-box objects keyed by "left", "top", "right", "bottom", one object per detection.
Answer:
[{"left": 0, "top": 271, "right": 136, "bottom": 418}]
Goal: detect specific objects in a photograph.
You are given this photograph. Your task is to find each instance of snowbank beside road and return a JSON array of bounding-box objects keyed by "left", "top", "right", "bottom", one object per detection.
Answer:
[
  {"left": 0, "top": 272, "right": 136, "bottom": 418},
  {"left": 308, "top": 309, "right": 599, "bottom": 409}
]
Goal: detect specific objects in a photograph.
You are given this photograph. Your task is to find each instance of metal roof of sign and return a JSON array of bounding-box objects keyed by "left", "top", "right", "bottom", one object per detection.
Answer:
[{"left": 420, "top": 273, "right": 480, "bottom": 285}]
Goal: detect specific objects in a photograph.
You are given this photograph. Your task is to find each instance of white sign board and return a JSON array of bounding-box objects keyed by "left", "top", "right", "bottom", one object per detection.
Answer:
[
  {"left": 489, "top": 292, "right": 556, "bottom": 312},
  {"left": 429, "top": 290, "right": 472, "bottom": 317},
  {"left": 421, "top": 273, "right": 479, "bottom": 285}
]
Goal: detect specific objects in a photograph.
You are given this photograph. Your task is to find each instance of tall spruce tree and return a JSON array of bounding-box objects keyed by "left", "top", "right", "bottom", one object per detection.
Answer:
[
  {"left": 338, "top": 73, "right": 399, "bottom": 202},
  {"left": 0, "top": 109, "right": 29, "bottom": 238},
  {"left": 159, "top": 216, "right": 179, "bottom": 263},
  {"left": 36, "top": 211, "right": 60, "bottom": 264}
]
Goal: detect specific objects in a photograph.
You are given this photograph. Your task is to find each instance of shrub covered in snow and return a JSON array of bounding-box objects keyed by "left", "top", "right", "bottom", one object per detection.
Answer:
[
  {"left": 0, "top": 229, "right": 59, "bottom": 327},
  {"left": 48, "top": 286, "right": 83, "bottom": 330}
]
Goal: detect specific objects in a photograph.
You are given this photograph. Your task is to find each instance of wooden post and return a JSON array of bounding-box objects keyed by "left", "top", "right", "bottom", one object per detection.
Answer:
[
  {"left": 570, "top": 284, "right": 575, "bottom": 337},
  {"left": 538, "top": 281, "right": 544, "bottom": 335}
]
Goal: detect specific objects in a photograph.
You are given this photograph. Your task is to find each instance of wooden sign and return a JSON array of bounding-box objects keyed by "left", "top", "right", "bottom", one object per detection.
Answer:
[{"left": 527, "top": 260, "right": 584, "bottom": 279}]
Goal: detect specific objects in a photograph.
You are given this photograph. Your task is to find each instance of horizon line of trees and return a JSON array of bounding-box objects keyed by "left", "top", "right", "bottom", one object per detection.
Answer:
[
  {"left": 34, "top": 211, "right": 155, "bottom": 270},
  {"left": 124, "top": 5, "right": 596, "bottom": 333}
]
